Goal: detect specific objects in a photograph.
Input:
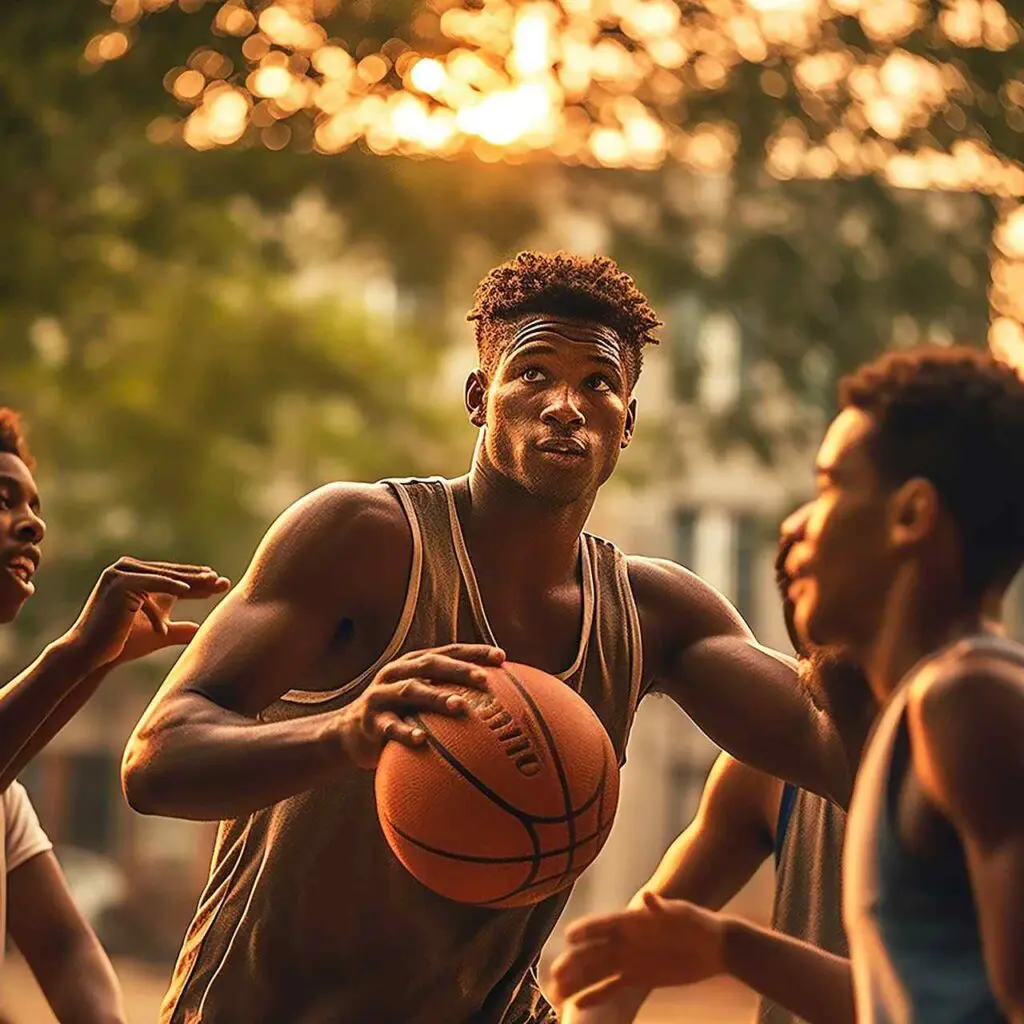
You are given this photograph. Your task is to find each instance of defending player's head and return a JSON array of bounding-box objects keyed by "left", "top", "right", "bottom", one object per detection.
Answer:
[
  {"left": 0, "top": 408, "right": 44, "bottom": 622},
  {"left": 465, "top": 251, "right": 661, "bottom": 506},
  {"left": 786, "top": 346, "right": 1024, "bottom": 653},
  {"left": 776, "top": 504, "right": 871, "bottom": 726}
]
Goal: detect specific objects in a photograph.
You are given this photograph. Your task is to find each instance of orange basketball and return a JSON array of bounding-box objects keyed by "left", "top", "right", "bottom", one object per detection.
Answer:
[{"left": 374, "top": 661, "right": 620, "bottom": 909}]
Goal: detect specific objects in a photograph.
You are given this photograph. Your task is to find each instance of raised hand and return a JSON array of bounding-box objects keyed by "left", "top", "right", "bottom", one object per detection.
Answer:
[
  {"left": 334, "top": 642, "right": 505, "bottom": 769},
  {"left": 550, "top": 893, "right": 726, "bottom": 1010},
  {"left": 64, "top": 558, "right": 230, "bottom": 671}
]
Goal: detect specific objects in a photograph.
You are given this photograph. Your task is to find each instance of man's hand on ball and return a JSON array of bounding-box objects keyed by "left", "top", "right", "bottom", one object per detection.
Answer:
[{"left": 334, "top": 643, "right": 505, "bottom": 769}]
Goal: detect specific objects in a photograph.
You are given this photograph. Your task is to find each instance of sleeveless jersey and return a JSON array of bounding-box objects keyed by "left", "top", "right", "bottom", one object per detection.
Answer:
[
  {"left": 756, "top": 785, "right": 848, "bottom": 1024},
  {"left": 844, "top": 635, "right": 1021, "bottom": 1024},
  {"left": 161, "top": 476, "right": 644, "bottom": 1024}
]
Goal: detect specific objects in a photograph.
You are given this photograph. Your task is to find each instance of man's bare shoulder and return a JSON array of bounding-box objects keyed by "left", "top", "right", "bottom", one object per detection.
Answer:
[
  {"left": 246, "top": 481, "right": 411, "bottom": 598},
  {"left": 909, "top": 645, "right": 1024, "bottom": 836},
  {"left": 626, "top": 555, "right": 753, "bottom": 655}
]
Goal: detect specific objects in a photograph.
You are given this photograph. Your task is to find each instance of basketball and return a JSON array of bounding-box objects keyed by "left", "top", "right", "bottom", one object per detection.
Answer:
[{"left": 374, "top": 661, "right": 620, "bottom": 909}]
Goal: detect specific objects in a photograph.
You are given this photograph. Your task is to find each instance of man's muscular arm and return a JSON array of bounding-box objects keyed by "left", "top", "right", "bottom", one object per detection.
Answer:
[
  {"left": 122, "top": 483, "right": 498, "bottom": 821},
  {"left": 642, "top": 752, "right": 779, "bottom": 907},
  {"left": 630, "top": 557, "right": 852, "bottom": 807}
]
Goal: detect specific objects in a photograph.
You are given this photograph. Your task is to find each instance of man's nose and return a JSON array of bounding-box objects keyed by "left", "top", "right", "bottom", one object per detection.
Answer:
[{"left": 540, "top": 387, "right": 585, "bottom": 428}]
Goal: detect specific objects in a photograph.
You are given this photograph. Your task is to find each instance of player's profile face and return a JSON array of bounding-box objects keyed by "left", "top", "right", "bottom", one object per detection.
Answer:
[
  {"left": 477, "top": 317, "right": 637, "bottom": 505},
  {"left": 0, "top": 452, "right": 45, "bottom": 623},
  {"left": 787, "top": 407, "right": 891, "bottom": 651}
]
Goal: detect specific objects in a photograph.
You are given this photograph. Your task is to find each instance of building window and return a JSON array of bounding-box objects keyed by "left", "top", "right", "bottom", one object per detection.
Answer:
[
  {"left": 65, "top": 752, "right": 118, "bottom": 855},
  {"left": 735, "top": 514, "right": 760, "bottom": 627},
  {"left": 675, "top": 509, "right": 697, "bottom": 570},
  {"left": 666, "top": 294, "right": 703, "bottom": 401}
]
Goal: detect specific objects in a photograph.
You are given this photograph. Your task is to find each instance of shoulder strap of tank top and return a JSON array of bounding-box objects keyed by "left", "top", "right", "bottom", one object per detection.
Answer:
[
  {"left": 774, "top": 783, "right": 799, "bottom": 866},
  {"left": 954, "top": 632, "right": 1024, "bottom": 666},
  {"left": 440, "top": 477, "right": 596, "bottom": 685}
]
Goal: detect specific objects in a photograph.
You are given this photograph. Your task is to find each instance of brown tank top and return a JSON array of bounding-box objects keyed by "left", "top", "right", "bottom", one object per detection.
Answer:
[
  {"left": 756, "top": 786, "right": 848, "bottom": 1024},
  {"left": 161, "top": 477, "right": 643, "bottom": 1024}
]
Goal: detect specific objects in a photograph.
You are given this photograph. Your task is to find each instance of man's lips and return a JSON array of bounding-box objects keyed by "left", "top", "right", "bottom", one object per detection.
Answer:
[
  {"left": 2, "top": 549, "right": 40, "bottom": 595},
  {"left": 535, "top": 438, "right": 587, "bottom": 456}
]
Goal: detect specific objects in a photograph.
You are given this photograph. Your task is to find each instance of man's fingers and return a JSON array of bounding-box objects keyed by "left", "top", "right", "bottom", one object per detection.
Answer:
[
  {"left": 114, "top": 557, "right": 220, "bottom": 576},
  {"left": 565, "top": 916, "right": 620, "bottom": 945},
  {"left": 551, "top": 944, "right": 621, "bottom": 1004},
  {"left": 417, "top": 643, "right": 505, "bottom": 665},
  {"left": 573, "top": 975, "right": 630, "bottom": 1010},
  {"left": 375, "top": 713, "right": 426, "bottom": 748},
  {"left": 379, "top": 654, "right": 492, "bottom": 691},
  {"left": 115, "top": 572, "right": 229, "bottom": 598},
  {"left": 141, "top": 596, "right": 168, "bottom": 635},
  {"left": 370, "top": 681, "right": 469, "bottom": 716},
  {"left": 117, "top": 574, "right": 192, "bottom": 597},
  {"left": 164, "top": 621, "right": 201, "bottom": 646}
]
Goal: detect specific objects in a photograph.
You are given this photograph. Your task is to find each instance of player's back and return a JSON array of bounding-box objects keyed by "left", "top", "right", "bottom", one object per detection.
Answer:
[
  {"left": 844, "top": 634, "right": 1022, "bottom": 1024},
  {"left": 161, "top": 477, "right": 643, "bottom": 1024}
]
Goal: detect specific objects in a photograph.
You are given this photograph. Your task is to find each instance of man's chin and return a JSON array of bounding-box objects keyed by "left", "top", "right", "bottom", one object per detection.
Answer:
[{"left": 0, "top": 591, "right": 30, "bottom": 625}]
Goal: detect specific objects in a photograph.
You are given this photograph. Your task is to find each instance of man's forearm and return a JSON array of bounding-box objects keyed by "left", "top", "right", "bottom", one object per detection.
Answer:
[
  {"left": 0, "top": 640, "right": 104, "bottom": 787},
  {"left": 122, "top": 692, "right": 348, "bottom": 820},
  {"left": 720, "top": 917, "right": 855, "bottom": 1024},
  {"left": 35, "top": 935, "right": 125, "bottom": 1024}
]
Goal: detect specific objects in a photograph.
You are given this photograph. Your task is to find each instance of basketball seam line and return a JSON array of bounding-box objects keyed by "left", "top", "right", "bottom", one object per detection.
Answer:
[{"left": 499, "top": 666, "right": 579, "bottom": 890}]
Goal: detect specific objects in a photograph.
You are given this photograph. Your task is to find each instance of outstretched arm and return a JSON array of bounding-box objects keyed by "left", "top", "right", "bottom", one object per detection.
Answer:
[
  {"left": 551, "top": 895, "right": 854, "bottom": 1024},
  {"left": 910, "top": 661, "right": 1024, "bottom": 1019},
  {"left": 0, "top": 559, "right": 228, "bottom": 791},
  {"left": 631, "top": 557, "right": 852, "bottom": 807},
  {"left": 641, "top": 752, "right": 779, "bottom": 906},
  {"left": 562, "top": 753, "right": 779, "bottom": 1023}
]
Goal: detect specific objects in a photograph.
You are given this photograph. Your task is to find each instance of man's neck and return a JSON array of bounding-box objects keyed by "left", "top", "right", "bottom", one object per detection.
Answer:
[
  {"left": 456, "top": 460, "right": 596, "bottom": 590},
  {"left": 859, "top": 569, "right": 1003, "bottom": 704}
]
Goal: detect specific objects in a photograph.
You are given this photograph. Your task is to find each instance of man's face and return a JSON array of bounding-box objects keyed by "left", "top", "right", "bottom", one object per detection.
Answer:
[
  {"left": 785, "top": 407, "right": 895, "bottom": 652},
  {"left": 0, "top": 453, "right": 45, "bottom": 624},
  {"left": 467, "top": 316, "right": 636, "bottom": 507}
]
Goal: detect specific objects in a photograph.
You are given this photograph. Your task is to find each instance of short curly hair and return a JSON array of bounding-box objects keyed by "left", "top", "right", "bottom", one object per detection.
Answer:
[
  {"left": 466, "top": 251, "right": 661, "bottom": 391},
  {"left": 0, "top": 409, "right": 34, "bottom": 471},
  {"left": 839, "top": 345, "right": 1024, "bottom": 595}
]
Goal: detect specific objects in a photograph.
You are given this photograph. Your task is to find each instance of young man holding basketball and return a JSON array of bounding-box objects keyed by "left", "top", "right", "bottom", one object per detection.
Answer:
[
  {"left": 552, "top": 347, "right": 1024, "bottom": 1023},
  {"left": 0, "top": 409, "right": 229, "bottom": 1022},
  {"left": 124, "top": 251, "right": 848, "bottom": 1024}
]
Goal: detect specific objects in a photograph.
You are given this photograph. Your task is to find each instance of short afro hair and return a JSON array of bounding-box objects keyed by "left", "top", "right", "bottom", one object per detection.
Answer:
[
  {"left": 0, "top": 409, "right": 34, "bottom": 471},
  {"left": 467, "top": 251, "right": 661, "bottom": 391},
  {"left": 839, "top": 345, "right": 1024, "bottom": 596}
]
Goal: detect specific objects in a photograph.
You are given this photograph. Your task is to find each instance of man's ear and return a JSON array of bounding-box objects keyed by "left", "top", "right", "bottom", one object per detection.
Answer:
[
  {"left": 888, "top": 477, "right": 940, "bottom": 551},
  {"left": 620, "top": 397, "right": 637, "bottom": 449},
  {"left": 466, "top": 369, "right": 487, "bottom": 427}
]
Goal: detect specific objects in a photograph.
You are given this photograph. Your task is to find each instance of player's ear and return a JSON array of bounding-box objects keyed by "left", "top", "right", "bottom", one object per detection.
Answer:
[
  {"left": 465, "top": 370, "right": 488, "bottom": 427},
  {"left": 888, "top": 477, "right": 939, "bottom": 549},
  {"left": 620, "top": 397, "right": 637, "bottom": 449}
]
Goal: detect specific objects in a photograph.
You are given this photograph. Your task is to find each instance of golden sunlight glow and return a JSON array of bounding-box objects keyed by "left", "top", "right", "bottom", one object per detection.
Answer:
[{"left": 97, "top": 0, "right": 1021, "bottom": 203}]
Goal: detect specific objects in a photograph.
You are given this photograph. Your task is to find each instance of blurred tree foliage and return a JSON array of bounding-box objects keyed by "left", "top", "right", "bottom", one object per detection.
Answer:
[
  {"left": 1, "top": 1, "right": 533, "bottom": 661},
  {"left": 90, "top": 0, "right": 1020, "bottom": 446},
  {"left": 0, "top": 0, "right": 1021, "bottom": 660}
]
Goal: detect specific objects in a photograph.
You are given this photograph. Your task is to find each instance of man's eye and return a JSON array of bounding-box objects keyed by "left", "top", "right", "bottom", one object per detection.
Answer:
[
  {"left": 521, "top": 367, "right": 545, "bottom": 382},
  {"left": 589, "top": 376, "right": 613, "bottom": 392}
]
